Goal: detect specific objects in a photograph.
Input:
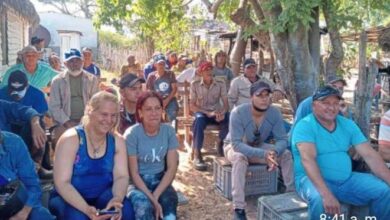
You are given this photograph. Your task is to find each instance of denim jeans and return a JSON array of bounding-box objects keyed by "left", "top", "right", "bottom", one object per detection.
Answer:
[
  {"left": 192, "top": 112, "right": 229, "bottom": 150},
  {"left": 49, "top": 187, "right": 134, "bottom": 220},
  {"left": 127, "top": 172, "right": 178, "bottom": 220},
  {"left": 165, "top": 98, "right": 178, "bottom": 122},
  {"left": 297, "top": 172, "right": 390, "bottom": 220},
  {"left": 28, "top": 206, "right": 55, "bottom": 220}
]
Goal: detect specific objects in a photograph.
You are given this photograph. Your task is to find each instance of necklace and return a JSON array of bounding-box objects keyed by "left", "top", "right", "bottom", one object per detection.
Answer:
[{"left": 85, "top": 128, "right": 106, "bottom": 158}]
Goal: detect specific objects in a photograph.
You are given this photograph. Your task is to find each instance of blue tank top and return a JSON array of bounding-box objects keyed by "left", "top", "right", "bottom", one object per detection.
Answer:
[{"left": 71, "top": 126, "right": 115, "bottom": 199}]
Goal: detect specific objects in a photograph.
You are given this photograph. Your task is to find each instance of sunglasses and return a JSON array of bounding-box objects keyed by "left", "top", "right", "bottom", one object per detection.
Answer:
[{"left": 248, "top": 130, "right": 261, "bottom": 147}]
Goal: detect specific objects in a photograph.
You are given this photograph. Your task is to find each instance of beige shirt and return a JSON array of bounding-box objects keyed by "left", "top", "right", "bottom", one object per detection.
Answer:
[
  {"left": 49, "top": 70, "right": 99, "bottom": 125},
  {"left": 228, "top": 74, "right": 277, "bottom": 110},
  {"left": 190, "top": 78, "right": 227, "bottom": 112}
]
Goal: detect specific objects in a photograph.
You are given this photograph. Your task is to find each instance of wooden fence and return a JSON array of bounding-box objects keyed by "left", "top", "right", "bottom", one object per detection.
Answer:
[{"left": 98, "top": 42, "right": 151, "bottom": 74}]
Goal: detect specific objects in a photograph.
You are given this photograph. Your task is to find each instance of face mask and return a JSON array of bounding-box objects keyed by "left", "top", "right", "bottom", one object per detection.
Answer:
[{"left": 10, "top": 87, "right": 27, "bottom": 100}]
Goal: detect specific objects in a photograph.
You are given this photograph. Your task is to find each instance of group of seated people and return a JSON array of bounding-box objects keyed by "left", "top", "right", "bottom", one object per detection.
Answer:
[
  {"left": 1, "top": 44, "right": 390, "bottom": 220},
  {"left": 0, "top": 45, "right": 181, "bottom": 219}
]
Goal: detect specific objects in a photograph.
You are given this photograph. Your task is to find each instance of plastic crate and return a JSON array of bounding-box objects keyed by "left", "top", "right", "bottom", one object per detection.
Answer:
[
  {"left": 213, "top": 157, "right": 278, "bottom": 200},
  {"left": 257, "top": 192, "right": 350, "bottom": 220}
]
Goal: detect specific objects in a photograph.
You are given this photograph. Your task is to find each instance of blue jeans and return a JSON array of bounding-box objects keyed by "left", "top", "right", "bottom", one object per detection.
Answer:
[
  {"left": 49, "top": 187, "right": 134, "bottom": 220},
  {"left": 27, "top": 206, "right": 55, "bottom": 220},
  {"left": 297, "top": 172, "right": 390, "bottom": 220},
  {"left": 165, "top": 98, "right": 178, "bottom": 122},
  {"left": 192, "top": 112, "right": 229, "bottom": 150},
  {"left": 128, "top": 172, "right": 178, "bottom": 220}
]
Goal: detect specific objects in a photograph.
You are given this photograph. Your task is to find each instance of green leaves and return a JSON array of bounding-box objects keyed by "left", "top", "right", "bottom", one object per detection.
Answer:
[{"left": 95, "top": 0, "right": 192, "bottom": 52}]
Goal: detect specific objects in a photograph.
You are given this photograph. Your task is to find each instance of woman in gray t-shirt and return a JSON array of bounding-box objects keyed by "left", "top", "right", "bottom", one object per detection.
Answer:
[{"left": 124, "top": 91, "right": 179, "bottom": 220}]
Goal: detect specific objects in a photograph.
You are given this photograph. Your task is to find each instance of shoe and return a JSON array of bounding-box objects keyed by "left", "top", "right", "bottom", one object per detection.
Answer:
[
  {"left": 233, "top": 209, "right": 247, "bottom": 220},
  {"left": 216, "top": 140, "right": 224, "bottom": 157},
  {"left": 193, "top": 149, "right": 207, "bottom": 171},
  {"left": 38, "top": 167, "right": 53, "bottom": 180},
  {"left": 193, "top": 158, "right": 207, "bottom": 171}
]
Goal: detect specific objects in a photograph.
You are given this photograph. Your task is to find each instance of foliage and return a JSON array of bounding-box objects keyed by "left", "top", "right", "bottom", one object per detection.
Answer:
[
  {"left": 37, "top": 0, "right": 96, "bottom": 18},
  {"left": 95, "top": 0, "right": 193, "bottom": 52},
  {"left": 98, "top": 30, "right": 135, "bottom": 49}
]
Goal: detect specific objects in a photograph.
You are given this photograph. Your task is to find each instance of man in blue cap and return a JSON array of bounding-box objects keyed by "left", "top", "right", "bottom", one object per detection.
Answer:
[
  {"left": 49, "top": 48, "right": 99, "bottom": 142},
  {"left": 292, "top": 85, "right": 390, "bottom": 219}
]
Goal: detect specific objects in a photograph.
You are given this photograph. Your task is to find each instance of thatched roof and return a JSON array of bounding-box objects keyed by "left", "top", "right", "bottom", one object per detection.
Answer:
[{"left": 2, "top": 0, "right": 40, "bottom": 28}]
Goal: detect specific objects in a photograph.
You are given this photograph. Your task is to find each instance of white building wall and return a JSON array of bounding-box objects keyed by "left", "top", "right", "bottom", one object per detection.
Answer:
[{"left": 7, "top": 8, "right": 24, "bottom": 66}]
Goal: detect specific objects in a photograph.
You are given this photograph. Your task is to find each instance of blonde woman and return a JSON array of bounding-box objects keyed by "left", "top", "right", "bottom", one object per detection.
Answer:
[{"left": 49, "top": 91, "right": 134, "bottom": 220}]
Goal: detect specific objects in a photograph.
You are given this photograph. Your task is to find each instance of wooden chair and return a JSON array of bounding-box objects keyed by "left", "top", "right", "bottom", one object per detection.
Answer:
[{"left": 176, "top": 81, "right": 221, "bottom": 157}]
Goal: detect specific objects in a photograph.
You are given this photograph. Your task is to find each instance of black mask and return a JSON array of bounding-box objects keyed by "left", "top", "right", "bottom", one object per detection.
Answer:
[{"left": 252, "top": 101, "right": 268, "bottom": 112}]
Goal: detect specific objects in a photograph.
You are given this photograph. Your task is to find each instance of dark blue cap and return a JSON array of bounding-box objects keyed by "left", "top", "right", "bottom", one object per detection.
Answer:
[
  {"left": 313, "top": 85, "right": 342, "bottom": 101},
  {"left": 64, "top": 48, "right": 82, "bottom": 61}
]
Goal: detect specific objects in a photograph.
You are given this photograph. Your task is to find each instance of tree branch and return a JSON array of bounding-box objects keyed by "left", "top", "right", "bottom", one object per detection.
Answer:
[
  {"left": 323, "top": 0, "right": 344, "bottom": 81},
  {"left": 230, "top": 3, "right": 270, "bottom": 50},
  {"left": 200, "top": 0, "right": 225, "bottom": 18}
]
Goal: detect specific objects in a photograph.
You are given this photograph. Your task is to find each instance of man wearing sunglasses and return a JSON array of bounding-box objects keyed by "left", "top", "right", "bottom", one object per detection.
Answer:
[
  {"left": 224, "top": 81, "right": 294, "bottom": 220},
  {"left": 292, "top": 85, "right": 390, "bottom": 220}
]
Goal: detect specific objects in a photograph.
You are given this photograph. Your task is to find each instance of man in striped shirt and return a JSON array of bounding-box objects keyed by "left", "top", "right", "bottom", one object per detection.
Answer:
[{"left": 379, "top": 110, "right": 390, "bottom": 165}]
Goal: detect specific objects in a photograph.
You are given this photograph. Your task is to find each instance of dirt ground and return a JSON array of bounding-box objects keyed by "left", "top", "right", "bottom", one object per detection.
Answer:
[{"left": 173, "top": 128, "right": 275, "bottom": 220}]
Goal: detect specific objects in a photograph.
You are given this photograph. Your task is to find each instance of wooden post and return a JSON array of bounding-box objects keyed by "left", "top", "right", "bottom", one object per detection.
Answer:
[{"left": 354, "top": 30, "right": 376, "bottom": 137}]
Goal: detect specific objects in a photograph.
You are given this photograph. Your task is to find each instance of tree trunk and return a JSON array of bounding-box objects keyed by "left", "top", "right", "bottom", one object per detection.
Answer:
[
  {"left": 309, "top": 7, "right": 321, "bottom": 79},
  {"left": 288, "top": 23, "right": 318, "bottom": 102},
  {"left": 355, "top": 31, "right": 376, "bottom": 137},
  {"left": 323, "top": 0, "right": 344, "bottom": 82},
  {"left": 259, "top": 0, "right": 297, "bottom": 110},
  {"left": 230, "top": 27, "right": 248, "bottom": 75}
]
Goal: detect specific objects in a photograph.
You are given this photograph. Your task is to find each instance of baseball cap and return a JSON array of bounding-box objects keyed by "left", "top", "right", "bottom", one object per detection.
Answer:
[
  {"left": 243, "top": 58, "right": 256, "bottom": 68},
  {"left": 8, "top": 70, "right": 28, "bottom": 97},
  {"left": 250, "top": 81, "right": 272, "bottom": 96},
  {"left": 31, "top": 36, "right": 44, "bottom": 45},
  {"left": 197, "top": 61, "right": 213, "bottom": 72},
  {"left": 326, "top": 75, "right": 347, "bottom": 86},
  {"left": 153, "top": 54, "right": 166, "bottom": 64},
  {"left": 312, "top": 85, "right": 342, "bottom": 101},
  {"left": 119, "top": 74, "right": 143, "bottom": 89},
  {"left": 64, "top": 49, "right": 82, "bottom": 62}
]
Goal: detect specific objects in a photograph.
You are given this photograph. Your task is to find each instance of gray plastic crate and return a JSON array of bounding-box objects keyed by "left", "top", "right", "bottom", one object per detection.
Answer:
[
  {"left": 257, "top": 192, "right": 350, "bottom": 220},
  {"left": 213, "top": 157, "right": 278, "bottom": 200}
]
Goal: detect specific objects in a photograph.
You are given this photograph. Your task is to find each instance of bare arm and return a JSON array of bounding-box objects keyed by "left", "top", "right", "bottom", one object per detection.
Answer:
[
  {"left": 53, "top": 129, "right": 93, "bottom": 216},
  {"left": 379, "top": 143, "right": 390, "bottom": 162},
  {"left": 110, "top": 135, "right": 130, "bottom": 203},
  {"left": 356, "top": 142, "right": 390, "bottom": 185},
  {"left": 153, "top": 149, "right": 178, "bottom": 199},
  {"left": 297, "top": 142, "right": 341, "bottom": 215}
]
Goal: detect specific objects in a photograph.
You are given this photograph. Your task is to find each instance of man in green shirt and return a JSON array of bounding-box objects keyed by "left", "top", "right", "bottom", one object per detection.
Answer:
[{"left": 1, "top": 46, "right": 57, "bottom": 91}]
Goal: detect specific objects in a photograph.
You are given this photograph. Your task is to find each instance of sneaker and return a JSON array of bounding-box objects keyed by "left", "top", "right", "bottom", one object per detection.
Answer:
[
  {"left": 233, "top": 209, "right": 247, "bottom": 220},
  {"left": 193, "top": 158, "right": 207, "bottom": 171}
]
